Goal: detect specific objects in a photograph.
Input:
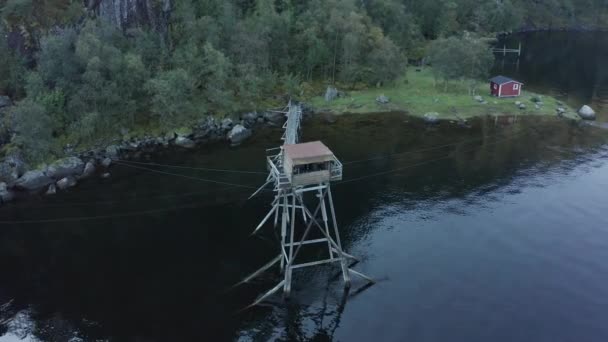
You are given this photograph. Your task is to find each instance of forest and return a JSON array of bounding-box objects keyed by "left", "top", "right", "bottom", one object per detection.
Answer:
[{"left": 1, "top": 0, "right": 608, "bottom": 162}]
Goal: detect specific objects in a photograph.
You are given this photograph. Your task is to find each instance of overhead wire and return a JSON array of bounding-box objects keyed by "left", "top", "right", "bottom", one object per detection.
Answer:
[
  {"left": 113, "top": 161, "right": 265, "bottom": 190},
  {"left": 0, "top": 128, "right": 528, "bottom": 223},
  {"left": 0, "top": 202, "right": 210, "bottom": 225},
  {"left": 341, "top": 134, "right": 489, "bottom": 165},
  {"left": 7, "top": 188, "right": 233, "bottom": 209},
  {"left": 337, "top": 129, "right": 525, "bottom": 185},
  {"left": 114, "top": 159, "right": 268, "bottom": 174}
]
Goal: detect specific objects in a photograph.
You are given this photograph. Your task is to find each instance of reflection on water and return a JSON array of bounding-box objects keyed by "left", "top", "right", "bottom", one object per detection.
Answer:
[
  {"left": 1, "top": 113, "right": 608, "bottom": 341},
  {"left": 496, "top": 31, "right": 608, "bottom": 118}
]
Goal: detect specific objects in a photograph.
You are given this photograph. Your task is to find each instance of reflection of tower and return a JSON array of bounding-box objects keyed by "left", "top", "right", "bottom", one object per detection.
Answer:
[
  {"left": 495, "top": 41, "right": 521, "bottom": 74},
  {"left": 243, "top": 102, "right": 373, "bottom": 307},
  {"left": 243, "top": 281, "right": 374, "bottom": 340},
  {"left": 590, "top": 58, "right": 608, "bottom": 112}
]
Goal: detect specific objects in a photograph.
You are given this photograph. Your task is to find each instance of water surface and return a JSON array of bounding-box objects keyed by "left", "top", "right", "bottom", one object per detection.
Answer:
[{"left": 1, "top": 113, "right": 608, "bottom": 341}]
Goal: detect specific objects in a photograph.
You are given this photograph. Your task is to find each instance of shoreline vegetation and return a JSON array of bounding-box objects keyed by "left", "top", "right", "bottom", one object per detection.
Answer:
[
  {"left": 0, "top": 0, "right": 603, "bottom": 203},
  {"left": 309, "top": 68, "right": 579, "bottom": 121},
  {"left": 0, "top": 66, "right": 582, "bottom": 205}
]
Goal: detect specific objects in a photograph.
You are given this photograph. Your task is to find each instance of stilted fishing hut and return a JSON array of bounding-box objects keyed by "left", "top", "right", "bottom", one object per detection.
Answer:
[{"left": 241, "top": 102, "right": 373, "bottom": 306}]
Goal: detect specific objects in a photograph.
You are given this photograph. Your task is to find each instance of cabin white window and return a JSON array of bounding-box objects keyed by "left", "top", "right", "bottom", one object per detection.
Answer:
[
  {"left": 494, "top": 84, "right": 498, "bottom": 89},
  {"left": 513, "top": 83, "right": 520, "bottom": 90}
]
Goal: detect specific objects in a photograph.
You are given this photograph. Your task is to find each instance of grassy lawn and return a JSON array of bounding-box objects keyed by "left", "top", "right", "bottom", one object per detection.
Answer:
[{"left": 309, "top": 68, "right": 579, "bottom": 121}]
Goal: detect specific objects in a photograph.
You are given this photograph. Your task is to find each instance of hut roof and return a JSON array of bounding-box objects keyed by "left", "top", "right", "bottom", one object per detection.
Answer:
[
  {"left": 284, "top": 141, "right": 334, "bottom": 165},
  {"left": 490, "top": 75, "right": 523, "bottom": 85}
]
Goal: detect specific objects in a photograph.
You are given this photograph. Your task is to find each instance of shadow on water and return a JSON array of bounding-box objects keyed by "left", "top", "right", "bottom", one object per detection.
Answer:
[{"left": 1, "top": 112, "right": 608, "bottom": 341}]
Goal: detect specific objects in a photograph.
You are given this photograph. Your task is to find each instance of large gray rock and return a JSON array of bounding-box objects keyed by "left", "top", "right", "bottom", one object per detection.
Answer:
[
  {"left": 174, "top": 136, "right": 196, "bottom": 148},
  {"left": 81, "top": 161, "right": 96, "bottom": 178},
  {"left": 473, "top": 95, "right": 484, "bottom": 102},
  {"left": 325, "top": 86, "right": 338, "bottom": 102},
  {"left": 46, "top": 184, "right": 57, "bottom": 195},
  {"left": 221, "top": 118, "right": 234, "bottom": 131},
  {"left": 241, "top": 112, "right": 259, "bottom": 127},
  {"left": 0, "top": 95, "right": 11, "bottom": 108},
  {"left": 14, "top": 170, "right": 54, "bottom": 191},
  {"left": 376, "top": 94, "right": 390, "bottom": 104},
  {"left": 227, "top": 124, "right": 252, "bottom": 146},
  {"left": 519, "top": 103, "right": 526, "bottom": 110},
  {"left": 0, "top": 153, "right": 26, "bottom": 185},
  {"left": 101, "top": 158, "right": 112, "bottom": 168},
  {"left": 0, "top": 182, "right": 14, "bottom": 203},
  {"left": 57, "top": 176, "right": 77, "bottom": 190},
  {"left": 578, "top": 105, "right": 596, "bottom": 120},
  {"left": 106, "top": 145, "right": 120, "bottom": 158},
  {"left": 90, "top": 0, "right": 172, "bottom": 32},
  {"left": 46, "top": 157, "right": 85, "bottom": 179},
  {"left": 423, "top": 112, "right": 440, "bottom": 124},
  {"left": 264, "top": 111, "right": 285, "bottom": 125}
]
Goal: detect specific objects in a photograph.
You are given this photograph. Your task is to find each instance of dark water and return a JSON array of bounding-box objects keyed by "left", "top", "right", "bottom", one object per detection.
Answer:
[
  {"left": 496, "top": 31, "right": 608, "bottom": 118},
  {"left": 1, "top": 113, "right": 608, "bottom": 341}
]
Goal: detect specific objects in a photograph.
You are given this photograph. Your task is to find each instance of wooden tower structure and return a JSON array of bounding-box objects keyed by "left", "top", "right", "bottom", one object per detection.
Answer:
[{"left": 244, "top": 102, "right": 373, "bottom": 305}]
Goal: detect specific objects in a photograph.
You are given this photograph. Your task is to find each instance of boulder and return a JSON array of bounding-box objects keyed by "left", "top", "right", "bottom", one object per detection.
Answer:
[
  {"left": 192, "top": 117, "right": 216, "bottom": 140},
  {"left": 515, "top": 101, "right": 522, "bottom": 106},
  {"left": 101, "top": 158, "right": 112, "bottom": 168},
  {"left": 81, "top": 161, "right": 96, "bottom": 178},
  {"left": 57, "top": 176, "right": 77, "bottom": 190},
  {"left": 174, "top": 136, "right": 196, "bottom": 148},
  {"left": 46, "top": 157, "right": 85, "bottom": 179},
  {"left": 14, "top": 170, "right": 54, "bottom": 191},
  {"left": 227, "top": 124, "right": 252, "bottom": 146},
  {"left": 556, "top": 107, "right": 566, "bottom": 115},
  {"left": 0, "top": 153, "right": 26, "bottom": 185},
  {"left": 221, "top": 118, "right": 234, "bottom": 131},
  {"left": 325, "top": 86, "right": 338, "bottom": 102},
  {"left": 423, "top": 112, "right": 440, "bottom": 124},
  {"left": 473, "top": 95, "right": 484, "bottom": 102},
  {"left": 241, "top": 112, "right": 259, "bottom": 127},
  {"left": 518, "top": 103, "right": 526, "bottom": 110},
  {"left": 0, "top": 182, "right": 14, "bottom": 203},
  {"left": 0, "top": 95, "right": 11, "bottom": 108},
  {"left": 264, "top": 111, "right": 285, "bottom": 125},
  {"left": 578, "top": 105, "right": 596, "bottom": 120},
  {"left": 376, "top": 94, "right": 390, "bottom": 104},
  {"left": 101, "top": 172, "right": 111, "bottom": 179},
  {"left": 106, "top": 145, "right": 120, "bottom": 158},
  {"left": 45, "top": 184, "right": 57, "bottom": 195}
]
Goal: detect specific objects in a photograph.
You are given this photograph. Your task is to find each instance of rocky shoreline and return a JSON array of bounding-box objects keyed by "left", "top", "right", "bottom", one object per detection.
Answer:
[
  {"left": 0, "top": 103, "right": 302, "bottom": 205},
  {"left": 0, "top": 95, "right": 595, "bottom": 206}
]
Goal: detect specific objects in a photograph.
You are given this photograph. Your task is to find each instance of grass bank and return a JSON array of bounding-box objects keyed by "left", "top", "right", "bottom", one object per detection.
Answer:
[{"left": 309, "top": 68, "right": 579, "bottom": 121}]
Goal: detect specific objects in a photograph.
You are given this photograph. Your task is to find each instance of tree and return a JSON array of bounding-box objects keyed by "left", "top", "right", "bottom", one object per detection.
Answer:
[
  {"left": 146, "top": 68, "right": 197, "bottom": 128},
  {"left": 11, "top": 99, "right": 54, "bottom": 163},
  {"left": 0, "top": 26, "right": 25, "bottom": 97},
  {"left": 474, "top": 0, "right": 522, "bottom": 33},
  {"left": 366, "top": 31, "right": 406, "bottom": 85},
  {"left": 429, "top": 35, "right": 494, "bottom": 94}
]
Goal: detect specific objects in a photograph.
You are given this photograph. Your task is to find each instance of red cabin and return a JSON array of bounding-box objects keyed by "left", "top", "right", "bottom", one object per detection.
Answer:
[{"left": 490, "top": 76, "right": 523, "bottom": 98}]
